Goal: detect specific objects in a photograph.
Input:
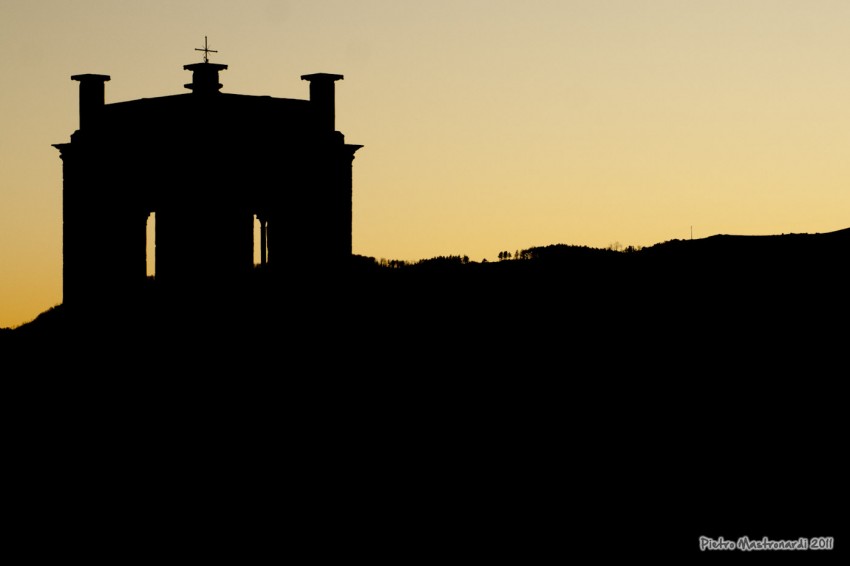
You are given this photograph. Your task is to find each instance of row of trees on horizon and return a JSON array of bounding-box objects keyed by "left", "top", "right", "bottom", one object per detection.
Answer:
[{"left": 362, "top": 241, "right": 648, "bottom": 270}]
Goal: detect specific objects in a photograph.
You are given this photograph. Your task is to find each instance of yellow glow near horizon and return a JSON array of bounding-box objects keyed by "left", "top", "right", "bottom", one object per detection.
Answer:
[{"left": 2, "top": 1, "right": 849, "bottom": 327}]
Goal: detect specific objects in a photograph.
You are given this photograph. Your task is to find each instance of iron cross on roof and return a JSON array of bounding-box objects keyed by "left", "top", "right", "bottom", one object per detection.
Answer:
[{"left": 195, "top": 36, "right": 218, "bottom": 63}]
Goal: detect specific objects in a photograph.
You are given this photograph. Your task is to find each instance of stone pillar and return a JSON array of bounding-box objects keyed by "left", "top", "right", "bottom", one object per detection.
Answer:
[
  {"left": 53, "top": 143, "right": 78, "bottom": 307},
  {"left": 301, "top": 73, "right": 344, "bottom": 132},
  {"left": 260, "top": 217, "right": 267, "bottom": 266},
  {"left": 339, "top": 144, "right": 363, "bottom": 260},
  {"left": 71, "top": 74, "right": 110, "bottom": 130},
  {"left": 266, "top": 218, "right": 272, "bottom": 265}
]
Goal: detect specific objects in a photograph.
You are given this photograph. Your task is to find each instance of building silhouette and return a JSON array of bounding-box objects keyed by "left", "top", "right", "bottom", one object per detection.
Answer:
[{"left": 54, "top": 53, "right": 362, "bottom": 311}]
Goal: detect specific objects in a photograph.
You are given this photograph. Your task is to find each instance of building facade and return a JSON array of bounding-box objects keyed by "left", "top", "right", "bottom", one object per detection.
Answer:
[{"left": 54, "top": 60, "right": 362, "bottom": 309}]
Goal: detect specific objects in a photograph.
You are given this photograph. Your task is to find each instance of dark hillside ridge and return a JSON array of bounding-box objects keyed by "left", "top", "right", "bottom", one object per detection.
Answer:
[
  {"left": 5, "top": 226, "right": 847, "bottom": 338},
  {"left": 3, "top": 228, "right": 845, "bottom": 562}
]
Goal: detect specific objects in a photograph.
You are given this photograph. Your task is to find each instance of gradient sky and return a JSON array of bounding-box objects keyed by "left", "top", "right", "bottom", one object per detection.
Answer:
[{"left": 2, "top": 0, "right": 849, "bottom": 328}]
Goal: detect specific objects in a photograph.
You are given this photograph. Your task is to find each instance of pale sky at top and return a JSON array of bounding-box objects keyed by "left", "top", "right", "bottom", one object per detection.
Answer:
[{"left": 2, "top": 0, "right": 849, "bottom": 327}]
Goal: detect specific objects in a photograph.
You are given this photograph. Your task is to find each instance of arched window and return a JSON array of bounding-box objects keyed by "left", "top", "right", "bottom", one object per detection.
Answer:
[
  {"left": 254, "top": 214, "right": 267, "bottom": 266},
  {"left": 146, "top": 212, "right": 156, "bottom": 277}
]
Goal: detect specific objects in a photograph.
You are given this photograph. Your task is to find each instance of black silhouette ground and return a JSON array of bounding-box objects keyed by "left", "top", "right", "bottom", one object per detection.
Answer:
[{"left": 3, "top": 228, "right": 846, "bottom": 561}]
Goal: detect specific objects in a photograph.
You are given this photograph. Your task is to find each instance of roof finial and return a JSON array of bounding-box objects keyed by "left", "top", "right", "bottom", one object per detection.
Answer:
[{"left": 195, "top": 36, "right": 218, "bottom": 64}]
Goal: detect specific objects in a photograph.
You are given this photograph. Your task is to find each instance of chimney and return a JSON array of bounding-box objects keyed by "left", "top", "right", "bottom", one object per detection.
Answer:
[
  {"left": 71, "top": 74, "right": 110, "bottom": 130},
  {"left": 184, "top": 62, "right": 228, "bottom": 94},
  {"left": 301, "top": 73, "right": 344, "bottom": 132}
]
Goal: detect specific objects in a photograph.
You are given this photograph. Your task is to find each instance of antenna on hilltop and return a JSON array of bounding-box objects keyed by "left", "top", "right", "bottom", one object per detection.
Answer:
[{"left": 195, "top": 36, "right": 218, "bottom": 63}]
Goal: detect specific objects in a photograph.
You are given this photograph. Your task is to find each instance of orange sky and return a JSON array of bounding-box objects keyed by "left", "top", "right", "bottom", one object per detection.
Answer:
[{"left": 2, "top": 0, "right": 849, "bottom": 328}]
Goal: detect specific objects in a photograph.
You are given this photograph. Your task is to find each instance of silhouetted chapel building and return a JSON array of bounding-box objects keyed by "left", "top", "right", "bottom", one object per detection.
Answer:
[{"left": 54, "top": 53, "right": 362, "bottom": 309}]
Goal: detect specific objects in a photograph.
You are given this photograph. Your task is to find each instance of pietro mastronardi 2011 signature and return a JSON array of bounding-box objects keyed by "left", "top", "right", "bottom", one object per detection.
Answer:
[{"left": 700, "top": 536, "right": 834, "bottom": 552}]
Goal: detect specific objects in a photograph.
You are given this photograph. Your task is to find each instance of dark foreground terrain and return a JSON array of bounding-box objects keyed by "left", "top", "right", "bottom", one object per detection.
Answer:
[{"left": 3, "top": 229, "right": 846, "bottom": 561}]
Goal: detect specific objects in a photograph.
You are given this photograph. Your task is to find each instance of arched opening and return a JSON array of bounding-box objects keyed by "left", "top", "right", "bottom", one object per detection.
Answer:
[
  {"left": 254, "top": 214, "right": 267, "bottom": 266},
  {"left": 146, "top": 212, "right": 156, "bottom": 278}
]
